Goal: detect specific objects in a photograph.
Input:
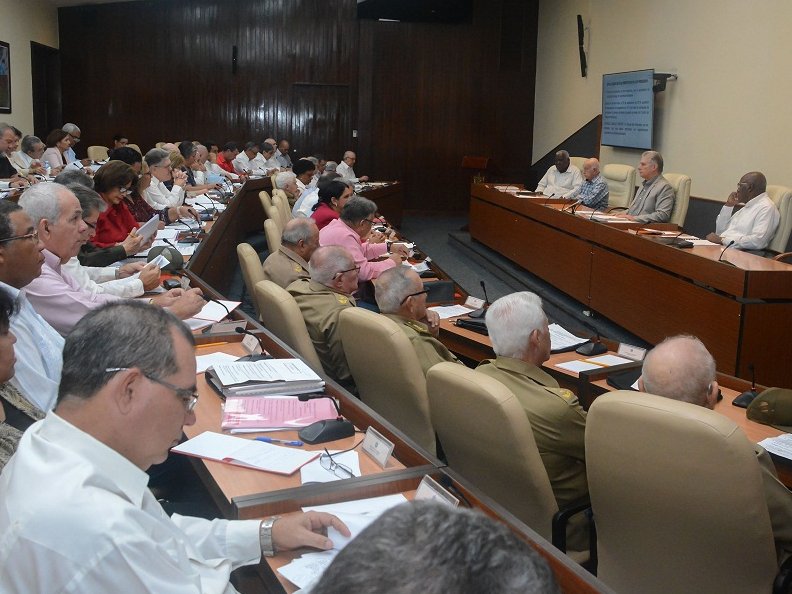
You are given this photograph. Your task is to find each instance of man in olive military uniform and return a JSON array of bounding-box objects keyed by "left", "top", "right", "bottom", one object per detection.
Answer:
[
  {"left": 374, "top": 267, "right": 462, "bottom": 377},
  {"left": 475, "top": 292, "right": 588, "bottom": 509},
  {"left": 262, "top": 218, "right": 319, "bottom": 288},
  {"left": 287, "top": 246, "right": 357, "bottom": 388}
]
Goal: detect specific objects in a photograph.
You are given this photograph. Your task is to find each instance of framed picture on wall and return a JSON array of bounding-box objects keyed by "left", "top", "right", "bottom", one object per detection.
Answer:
[{"left": 0, "top": 41, "right": 10, "bottom": 114}]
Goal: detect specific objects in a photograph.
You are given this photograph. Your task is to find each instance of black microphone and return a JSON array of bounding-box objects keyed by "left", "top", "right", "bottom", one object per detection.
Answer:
[
  {"left": 233, "top": 327, "right": 271, "bottom": 362},
  {"left": 296, "top": 394, "right": 355, "bottom": 444},
  {"left": 732, "top": 363, "right": 759, "bottom": 408},
  {"left": 542, "top": 192, "right": 556, "bottom": 207},
  {"left": 718, "top": 240, "right": 736, "bottom": 265},
  {"left": 468, "top": 280, "right": 490, "bottom": 319},
  {"left": 200, "top": 293, "right": 230, "bottom": 318},
  {"left": 575, "top": 316, "right": 608, "bottom": 356}
]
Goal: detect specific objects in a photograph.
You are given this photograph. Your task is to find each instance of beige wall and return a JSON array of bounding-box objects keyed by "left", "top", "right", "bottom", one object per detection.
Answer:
[
  {"left": 534, "top": 0, "right": 792, "bottom": 200},
  {"left": 0, "top": 0, "right": 59, "bottom": 134}
]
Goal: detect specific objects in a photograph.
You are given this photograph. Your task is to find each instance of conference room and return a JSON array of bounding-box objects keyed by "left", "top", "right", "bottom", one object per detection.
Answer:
[{"left": 2, "top": 0, "right": 792, "bottom": 592}]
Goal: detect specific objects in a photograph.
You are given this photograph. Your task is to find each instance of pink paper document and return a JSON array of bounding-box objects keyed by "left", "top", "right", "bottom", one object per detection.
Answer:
[{"left": 221, "top": 395, "right": 338, "bottom": 433}]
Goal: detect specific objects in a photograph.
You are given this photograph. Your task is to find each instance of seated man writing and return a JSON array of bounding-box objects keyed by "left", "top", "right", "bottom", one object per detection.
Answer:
[{"left": 706, "top": 171, "right": 780, "bottom": 250}]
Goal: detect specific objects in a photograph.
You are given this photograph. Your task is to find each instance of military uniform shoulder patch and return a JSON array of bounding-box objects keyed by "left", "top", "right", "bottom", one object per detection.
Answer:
[{"left": 335, "top": 294, "right": 349, "bottom": 305}]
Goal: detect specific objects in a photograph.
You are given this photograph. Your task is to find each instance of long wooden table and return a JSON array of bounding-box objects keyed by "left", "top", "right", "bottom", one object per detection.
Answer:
[{"left": 469, "top": 183, "right": 792, "bottom": 388}]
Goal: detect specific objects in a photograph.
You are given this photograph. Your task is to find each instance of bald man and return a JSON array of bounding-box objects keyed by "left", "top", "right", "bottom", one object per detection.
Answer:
[
  {"left": 261, "top": 218, "right": 319, "bottom": 288},
  {"left": 706, "top": 172, "right": 780, "bottom": 250},
  {"left": 640, "top": 335, "right": 792, "bottom": 564},
  {"left": 337, "top": 151, "right": 369, "bottom": 184},
  {"left": 535, "top": 150, "right": 583, "bottom": 199},
  {"left": 578, "top": 158, "right": 609, "bottom": 211}
]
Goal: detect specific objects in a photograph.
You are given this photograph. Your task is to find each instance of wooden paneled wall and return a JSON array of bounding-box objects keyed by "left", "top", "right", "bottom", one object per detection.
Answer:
[{"left": 58, "top": 0, "right": 537, "bottom": 212}]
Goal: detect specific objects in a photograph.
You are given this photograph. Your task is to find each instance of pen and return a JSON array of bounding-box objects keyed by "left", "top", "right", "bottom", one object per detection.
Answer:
[
  {"left": 255, "top": 437, "right": 304, "bottom": 447},
  {"left": 196, "top": 341, "right": 230, "bottom": 348}
]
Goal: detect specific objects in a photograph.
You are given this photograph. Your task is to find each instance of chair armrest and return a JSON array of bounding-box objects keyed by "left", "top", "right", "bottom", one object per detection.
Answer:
[
  {"left": 773, "top": 252, "right": 792, "bottom": 264},
  {"left": 773, "top": 553, "right": 792, "bottom": 594},
  {"left": 551, "top": 495, "right": 591, "bottom": 553}
]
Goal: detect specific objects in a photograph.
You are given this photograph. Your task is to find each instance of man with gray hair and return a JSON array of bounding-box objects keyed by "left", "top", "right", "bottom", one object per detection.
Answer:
[
  {"left": 578, "top": 157, "right": 609, "bottom": 211},
  {"left": 638, "top": 334, "right": 792, "bottom": 563},
  {"left": 535, "top": 150, "right": 583, "bottom": 199},
  {"left": 61, "top": 123, "right": 88, "bottom": 165},
  {"left": 19, "top": 182, "right": 203, "bottom": 335},
  {"left": 336, "top": 151, "right": 369, "bottom": 183},
  {"left": 375, "top": 267, "right": 461, "bottom": 377},
  {"left": 319, "top": 196, "right": 407, "bottom": 285},
  {"left": 324, "top": 161, "right": 338, "bottom": 175},
  {"left": 262, "top": 218, "right": 319, "bottom": 288},
  {"left": 11, "top": 135, "right": 46, "bottom": 177},
  {"left": 144, "top": 147, "right": 188, "bottom": 209},
  {"left": 475, "top": 292, "right": 588, "bottom": 514},
  {"left": 623, "top": 150, "right": 675, "bottom": 223},
  {"left": 287, "top": 246, "right": 358, "bottom": 387},
  {"left": 0, "top": 300, "right": 349, "bottom": 592},
  {"left": 275, "top": 170, "right": 300, "bottom": 207},
  {"left": 0, "top": 123, "right": 27, "bottom": 189},
  {"left": 313, "top": 500, "right": 559, "bottom": 594}
]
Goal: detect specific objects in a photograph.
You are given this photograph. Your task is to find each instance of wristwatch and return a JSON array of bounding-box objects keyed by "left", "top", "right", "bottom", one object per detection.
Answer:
[{"left": 259, "top": 516, "right": 279, "bottom": 557}]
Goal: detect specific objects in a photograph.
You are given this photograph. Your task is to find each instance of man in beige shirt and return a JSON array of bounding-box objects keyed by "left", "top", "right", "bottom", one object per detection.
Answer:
[
  {"left": 374, "top": 267, "right": 461, "bottom": 377},
  {"left": 287, "top": 246, "right": 357, "bottom": 388},
  {"left": 262, "top": 218, "right": 318, "bottom": 288}
]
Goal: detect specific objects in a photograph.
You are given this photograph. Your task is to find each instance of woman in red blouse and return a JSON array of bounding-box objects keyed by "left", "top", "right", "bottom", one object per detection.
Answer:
[
  {"left": 92, "top": 161, "right": 141, "bottom": 248},
  {"left": 311, "top": 180, "right": 352, "bottom": 230}
]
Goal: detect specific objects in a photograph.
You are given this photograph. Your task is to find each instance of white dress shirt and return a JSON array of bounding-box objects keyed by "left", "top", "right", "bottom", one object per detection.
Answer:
[
  {"left": 64, "top": 146, "right": 78, "bottom": 164},
  {"left": 62, "top": 257, "right": 144, "bottom": 298},
  {"left": 232, "top": 152, "right": 268, "bottom": 175},
  {"left": 292, "top": 186, "right": 320, "bottom": 218},
  {"left": 9, "top": 151, "right": 37, "bottom": 176},
  {"left": 0, "top": 281, "right": 63, "bottom": 412},
  {"left": 336, "top": 160, "right": 360, "bottom": 183},
  {"left": 714, "top": 193, "right": 780, "bottom": 250},
  {"left": 0, "top": 412, "right": 262, "bottom": 594},
  {"left": 145, "top": 178, "right": 185, "bottom": 209},
  {"left": 535, "top": 165, "right": 584, "bottom": 199}
]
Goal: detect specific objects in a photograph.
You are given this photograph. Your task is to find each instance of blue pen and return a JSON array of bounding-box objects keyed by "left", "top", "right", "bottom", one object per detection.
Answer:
[{"left": 255, "top": 437, "right": 304, "bottom": 447}]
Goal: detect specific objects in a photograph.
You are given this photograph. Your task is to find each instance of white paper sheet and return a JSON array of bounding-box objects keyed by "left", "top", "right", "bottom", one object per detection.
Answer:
[
  {"left": 585, "top": 354, "right": 633, "bottom": 366},
  {"left": 548, "top": 323, "right": 588, "bottom": 351},
  {"left": 136, "top": 214, "right": 160, "bottom": 242},
  {"left": 428, "top": 305, "right": 474, "bottom": 319},
  {"left": 211, "top": 358, "right": 322, "bottom": 386},
  {"left": 195, "top": 352, "right": 239, "bottom": 374},
  {"left": 758, "top": 434, "right": 792, "bottom": 460},
  {"left": 554, "top": 360, "right": 604, "bottom": 374},
  {"left": 193, "top": 299, "right": 241, "bottom": 322},
  {"left": 303, "top": 493, "right": 408, "bottom": 516}
]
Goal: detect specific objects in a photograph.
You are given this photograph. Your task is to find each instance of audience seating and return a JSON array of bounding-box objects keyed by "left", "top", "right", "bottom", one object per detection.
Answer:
[
  {"left": 271, "top": 190, "right": 292, "bottom": 228},
  {"left": 569, "top": 156, "right": 587, "bottom": 172},
  {"left": 339, "top": 308, "right": 436, "bottom": 455},
  {"left": 665, "top": 172, "right": 692, "bottom": 228},
  {"left": 259, "top": 190, "right": 273, "bottom": 212},
  {"left": 254, "top": 280, "right": 323, "bottom": 374},
  {"left": 87, "top": 146, "right": 109, "bottom": 161},
  {"left": 236, "top": 243, "right": 265, "bottom": 320},
  {"left": 766, "top": 185, "right": 792, "bottom": 254},
  {"left": 601, "top": 164, "right": 637, "bottom": 208},
  {"left": 263, "top": 218, "right": 281, "bottom": 254},
  {"left": 127, "top": 143, "right": 141, "bottom": 155},
  {"left": 586, "top": 391, "right": 790, "bottom": 593},
  {"left": 426, "top": 362, "right": 589, "bottom": 558}
]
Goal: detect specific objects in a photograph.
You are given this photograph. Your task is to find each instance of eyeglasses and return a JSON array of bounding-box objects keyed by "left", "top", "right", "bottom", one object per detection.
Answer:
[
  {"left": 362, "top": 217, "right": 377, "bottom": 225},
  {"left": 399, "top": 289, "right": 429, "bottom": 305},
  {"left": 69, "top": 135, "right": 81, "bottom": 143},
  {"left": 334, "top": 265, "right": 360, "bottom": 278},
  {"left": 105, "top": 367, "right": 198, "bottom": 412},
  {"left": 320, "top": 449, "right": 355, "bottom": 479},
  {"left": 155, "top": 162, "right": 172, "bottom": 170},
  {"left": 82, "top": 219, "right": 97, "bottom": 230},
  {"left": 117, "top": 186, "right": 132, "bottom": 195},
  {"left": 0, "top": 230, "right": 39, "bottom": 245}
]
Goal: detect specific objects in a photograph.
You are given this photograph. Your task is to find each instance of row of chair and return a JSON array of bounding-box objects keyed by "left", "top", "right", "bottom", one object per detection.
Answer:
[
  {"left": 85, "top": 144, "right": 142, "bottom": 161},
  {"left": 570, "top": 156, "right": 792, "bottom": 255}
]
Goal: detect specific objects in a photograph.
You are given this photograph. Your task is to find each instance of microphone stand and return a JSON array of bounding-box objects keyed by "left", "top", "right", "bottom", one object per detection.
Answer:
[
  {"left": 575, "top": 317, "right": 608, "bottom": 356},
  {"left": 297, "top": 394, "right": 355, "bottom": 444},
  {"left": 234, "top": 327, "right": 270, "bottom": 362},
  {"left": 468, "top": 280, "right": 490, "bottom": 319}
]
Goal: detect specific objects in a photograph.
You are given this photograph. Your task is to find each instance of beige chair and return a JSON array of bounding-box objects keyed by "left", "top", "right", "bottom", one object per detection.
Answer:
[
  {"left": 270, "top": 173, "right": 279, "bottom": 189},
  {"left": 155, "top": 142, "right": 166, "bottom": 149},
  {"left": 127, "top": 143, "right": 142, "bottom": 155},
  {"left": 586, "top": 391, "right": 783, "bottom": 594},
  {"left": 664, "top": 172, "right": 691, "bottom": 228},
  {"left": 237, "top": 243, "right": 265, "bottom": 320},
  {"left": 271, "top": 189, "right": 292, "bottom": 227},
  {"left": 259, "top": 190, "right": 273, "bottom": 212},
  {"left": 263, "top": 218, "right": 281, "bottom": 254},
  {"left": 569, "top": 156, "right": 587, "bottom": 172},
  {"left": 766, "top": 184, "right": 792, "bottom": 254},
  {"left": 87, "top": 145, "right": 109, "bottom": 161},
  {"left": 601, "top": 163, "right": 637, "bottom": 209},
  {"left": 339, "top": 308, "right": 436, "bottom": 455},
  {"left": 253, "top": 280, "right": 323, "bottom": 374},
  {"left": 426, "top": 363, "right": 588, "bottom": 555}
]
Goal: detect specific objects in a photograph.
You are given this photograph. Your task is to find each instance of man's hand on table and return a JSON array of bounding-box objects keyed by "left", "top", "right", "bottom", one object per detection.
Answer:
[{"left": 271, "top": 511, "right": 351, "bottom": 552}]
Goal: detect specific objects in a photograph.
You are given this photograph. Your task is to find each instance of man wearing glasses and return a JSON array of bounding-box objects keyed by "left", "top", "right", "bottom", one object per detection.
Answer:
[
  {"left": 287, "top": 246, "right": 359, "bottom": 389},
  {"left": 143, "top": 147, "right": 188, "bottom": 210},
  {"left": 375, "top": 267, "right": 461, "bottom": 377},
  {"left": 0, "top": 201, "right": 63, "bottom": 412},
  {"left": 61, "top": 123, "right": 91, "bottom": 167},
  {"left": 0, "top": 301, "right": 349, "bottom": 592}
]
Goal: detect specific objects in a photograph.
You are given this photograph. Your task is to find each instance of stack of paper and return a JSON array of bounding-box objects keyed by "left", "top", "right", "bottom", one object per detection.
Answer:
[
  {"left": 428, "top": 304, "right": 474, "bottom": 319},
  {"left": 555, "top": 353, "right": 634, "bottom": 374},
  {"left": 549, "top": 323, "right": 588, "bottom": 352},
  {"left": 172, "top": 431, "right": 319, "bottom": 475},
  {"left": 205, "top": 358, "right": 325, "bottom": 397},
  {"left": 759, "top": 434, "right": 792, "bottom": 461},
  {"left": 221, "top": 395, "right": 338, "bottom": 433}
]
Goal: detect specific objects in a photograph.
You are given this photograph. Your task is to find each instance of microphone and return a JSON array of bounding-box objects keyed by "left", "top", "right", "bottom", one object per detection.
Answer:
[
  {"left": 200, "top": 293, "right": 230, "bottom": 318},
  {"left": 732, "top": 363, "right": 759, "bottom": 408},
  {"left": 542, "top": 192, "right": 556, "bottom": 207},
  {"left": 233, "top": 327, "right": 270, "bottom": 362},
  {"left": 296, "top": 394, "right": 355, "bottom": 444},
  {"left": 718, "top": 240, "right": 736, "bottom": 266},
  {"left": 574, "top": 316, "right": 608, "bottom": 356},
  {"left": 468, "top": 280, "right": 490, "bottom": 319}
]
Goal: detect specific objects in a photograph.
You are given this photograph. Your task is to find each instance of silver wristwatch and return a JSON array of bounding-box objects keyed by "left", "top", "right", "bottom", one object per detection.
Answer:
[{"left": 259, "top": 516, "right": 279, "bottom": 557}]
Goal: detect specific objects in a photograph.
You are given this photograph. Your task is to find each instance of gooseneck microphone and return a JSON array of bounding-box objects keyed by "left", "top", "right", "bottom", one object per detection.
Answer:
[
  {"left": 468, "top": 280, "right": 490, "bottom": 319},
  {"left": 732, "top": 363, "right": 759, "bottom": 408},
  {"left": 718, "top": 240, "right": 736, "bottom": 265},
  {"left": 574, "top": 317, "right": 608, "bottom": 356},
  {"left": 234, "top": 327, "right": 270, "bottom": 362},
  {"left": 297, "top": 394, "right": 355, "bottom": 444}
]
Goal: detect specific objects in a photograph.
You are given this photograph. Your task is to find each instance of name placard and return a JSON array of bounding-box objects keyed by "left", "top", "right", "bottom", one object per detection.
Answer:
[
  {"left": 241, "top": 333, "right": 263, "bottom": 355},
  {"left": 361, "top": 426, "right": 394, "bottom": 468},
  {"left": 415, "top": 475, "right": 459, "bottom": 507},
  {"left": 617, "top": 343, "right": 647, "bottom": 361}
]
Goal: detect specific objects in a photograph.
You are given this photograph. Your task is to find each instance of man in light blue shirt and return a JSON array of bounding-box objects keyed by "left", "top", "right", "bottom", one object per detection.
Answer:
[
  {"left": 62, "top": 123, "right": 81, "bottom": 164},
  {"left": 0, "top": 201, "right": 63, "bottom": 411}
]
